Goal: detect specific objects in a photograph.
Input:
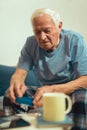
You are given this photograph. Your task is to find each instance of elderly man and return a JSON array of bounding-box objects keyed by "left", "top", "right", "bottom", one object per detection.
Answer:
[{"left": 8, "top": 8, "right": 87, "bottom": 130}]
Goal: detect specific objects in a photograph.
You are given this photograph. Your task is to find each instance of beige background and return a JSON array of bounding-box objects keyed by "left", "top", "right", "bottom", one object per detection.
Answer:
[{"left": 0, "top": 0, "right": 87, "bottom": 65}]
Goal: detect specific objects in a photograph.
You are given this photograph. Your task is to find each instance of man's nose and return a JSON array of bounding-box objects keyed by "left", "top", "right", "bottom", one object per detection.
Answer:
[{"left": 40, "top": 32, "right": 46, "bottom": 40}]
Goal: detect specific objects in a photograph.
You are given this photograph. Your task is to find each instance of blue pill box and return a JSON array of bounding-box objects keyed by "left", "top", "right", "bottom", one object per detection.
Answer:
[{"left": 16, "top": 96, "right": 34, "bottom": 106}]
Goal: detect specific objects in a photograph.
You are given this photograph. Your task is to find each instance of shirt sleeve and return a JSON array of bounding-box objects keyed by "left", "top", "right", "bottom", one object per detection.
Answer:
[
  {"left": 70, "top": 35, "right": 87, "bottom": 76},
  {"left": 17, "top": 37, "right": 34, "bottom": 71}
]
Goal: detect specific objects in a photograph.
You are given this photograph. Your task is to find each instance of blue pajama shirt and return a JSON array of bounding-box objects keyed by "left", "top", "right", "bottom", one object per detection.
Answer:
[{"left": 16, "top": 29, "right": 87, "bottom": 129}]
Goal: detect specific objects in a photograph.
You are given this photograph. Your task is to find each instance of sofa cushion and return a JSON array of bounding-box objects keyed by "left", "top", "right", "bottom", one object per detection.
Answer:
[{"left": 0, "top": 65, "right": 40, "bottom": 96}]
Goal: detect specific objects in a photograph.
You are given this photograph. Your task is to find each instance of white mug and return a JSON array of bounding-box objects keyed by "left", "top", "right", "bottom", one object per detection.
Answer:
[{"left": 43, "top": 92, "right": 72, "bottom": 122}]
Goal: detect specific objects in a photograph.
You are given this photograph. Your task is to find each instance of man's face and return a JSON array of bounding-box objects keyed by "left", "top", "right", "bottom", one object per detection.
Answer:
[{"left": 32, "top": 14, "right": 62, "bottom": 51}]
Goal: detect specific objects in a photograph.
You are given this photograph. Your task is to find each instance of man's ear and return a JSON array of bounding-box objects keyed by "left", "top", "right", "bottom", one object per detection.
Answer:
[{"left": 58, "top": 21, "right": 62, "bottom": 29}]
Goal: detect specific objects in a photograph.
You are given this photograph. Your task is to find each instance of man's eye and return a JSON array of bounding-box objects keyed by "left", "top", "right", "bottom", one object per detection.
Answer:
[
  {"left": 45, "top": 30, "right": 51, "bottom": 33},
  {"left": 35, "top": 31, "right": 40, "bottom": 35}
]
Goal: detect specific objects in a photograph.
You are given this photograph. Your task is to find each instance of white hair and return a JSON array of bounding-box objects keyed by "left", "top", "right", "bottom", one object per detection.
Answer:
[{"left": 31, "top": 8, "right": 61, "bottom": 27}]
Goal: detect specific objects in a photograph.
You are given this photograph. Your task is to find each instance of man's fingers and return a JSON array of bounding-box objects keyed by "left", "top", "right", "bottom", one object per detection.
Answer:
[
  {"left": 13, "top": 84, "right": 27, "bottom": 97},
  {"left": 33, "top": 98, "right": 43, "bottom": 108},
  {"left": 34, "top": 88, "right": 43, "bottom": 101},
  {"left": 20, "top": 85, "right": 28, "bottom": 95},
  {"left": 8, "top": 85, "right": 16, "bottom": 102},
  {"left": 8, "top": 83, "right": 27, "bottom": 103}
]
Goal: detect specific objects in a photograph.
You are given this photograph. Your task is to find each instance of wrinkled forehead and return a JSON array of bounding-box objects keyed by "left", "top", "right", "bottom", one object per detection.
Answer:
[{"left": 32, "top": 14, "right": 55, "bottom": 27}]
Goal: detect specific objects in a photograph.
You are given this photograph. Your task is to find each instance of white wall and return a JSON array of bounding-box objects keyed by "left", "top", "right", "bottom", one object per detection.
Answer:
[{"left": 0, "top": 0, "right": 87, "bottom": 65}]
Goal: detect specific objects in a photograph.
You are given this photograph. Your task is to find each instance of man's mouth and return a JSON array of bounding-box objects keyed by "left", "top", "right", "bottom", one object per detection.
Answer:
[{"left": 41, "top": 41, "right": 49, "bottom": 44}]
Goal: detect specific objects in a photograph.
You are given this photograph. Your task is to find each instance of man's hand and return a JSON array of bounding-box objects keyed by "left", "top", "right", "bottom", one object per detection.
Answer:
[
  {"left": 33, "top": 76, "right": 87, "bottom": 108},
  {"left": 8, "top": 68, "right": 27, "bottom": 102},
  {"left": 33, "top": 85, "right": 55, "bottom": 108},
  {"left": 8, "top": 79, "right": 27, "bottom": 102},
  {"left": 33, "top": 84, "right": 69, "bottom": 108}
]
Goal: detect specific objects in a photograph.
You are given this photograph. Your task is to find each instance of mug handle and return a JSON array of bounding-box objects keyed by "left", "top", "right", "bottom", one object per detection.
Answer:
[{"left": 64, "top": 95, "right": 72, "bottom": 114}]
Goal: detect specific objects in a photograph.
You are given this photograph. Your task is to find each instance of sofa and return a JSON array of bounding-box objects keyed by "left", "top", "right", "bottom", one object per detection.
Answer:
[{"left": 0, "top": 65, "right": 40, "bottom": 96}]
